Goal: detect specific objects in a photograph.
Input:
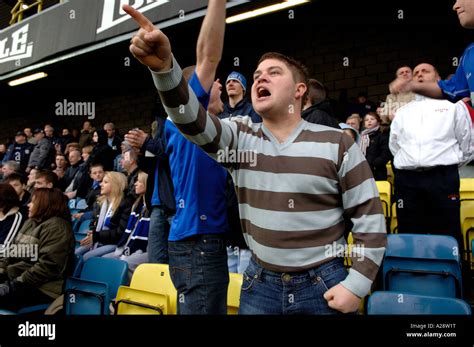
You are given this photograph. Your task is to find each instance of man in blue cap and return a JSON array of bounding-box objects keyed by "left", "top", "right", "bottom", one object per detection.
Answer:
[{"left": 219, "top": 71, "right": 261, "bottom": 123}]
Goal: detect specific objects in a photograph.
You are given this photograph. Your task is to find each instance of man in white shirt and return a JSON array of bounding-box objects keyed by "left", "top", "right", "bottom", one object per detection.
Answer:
[{"left": 390, "top": 63, "right": 472, "bottom": 244}]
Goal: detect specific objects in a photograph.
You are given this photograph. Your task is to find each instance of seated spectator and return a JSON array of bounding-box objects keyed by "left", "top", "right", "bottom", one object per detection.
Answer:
[
  {"left": 71, "top": 163, "right": 105, "bottom": 222},
  {"left": 302, "top": 79, "right": 339, "bottom": 128},
  {"left": 24, "top": 128, "right": 36, "bottom": 145},
  {"left": 1, "top": 161, "right": 20, "bottom": 181},
  {"left": 5, "top": 173, "right": 30, "bottom": 207},
  {"left": 64, "top": 142, "right": 80, "bottom": 157},
  {"left": 103, "top": 171, "right": 149, "bottom": 277},
  {"left": 53, "top": 153, "right": 68, "bottom": 181},
  {"left": 0, "top": 188, "right": 74, "bottom": 312},
  {"left": 346, "top": 113, "right": 362, "bottom": 133},
  {"left": 26, "top": 168, "right": 38, "bottom": 194},
  {"left": 120, "top": 148, "right": 139, "bottom": 200},
  {"left": 2, "top": 132, "right": 34, "bottom": 173},
  {"left": 62, "top": 150, "right": 83, "bottom": 199},
  {"left": 359, "top": 112, "right": 392, "bottom": 181},
  {"left": 89, "top": 130, "right": 115, "bottom": 171},
  {"left": 346, "top": 91, "right": 376, "bottom": 118},
  {"left": 59, "top": 128, "right": 74, "bottom": 153},
  {"left": 27, "top": 129, "right": 55, "bottom": 172},
  {"left": 103, "top": 122, "right": 122, "bottom": 158},
  {"left": 113, "top": 141, "right": 131, "bottom": 174},
  {"left": 81, "top": 145, "right": 93, "bottom": 163},
  {"left": 34, "top": 170, "right": 58, "bottom": 189},
  {"left": 0, "top": 183, "right": 25, "bottom": 248},
  {"left": 75, "top": 172, "right": 131, "bottom": 261},
  {"left": 78, "top": 121, "right": 95, "bottom": 149}
]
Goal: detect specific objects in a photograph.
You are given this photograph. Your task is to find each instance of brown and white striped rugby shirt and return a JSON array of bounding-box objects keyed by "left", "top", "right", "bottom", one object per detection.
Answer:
[{"left": 151, "top": 57, "right": 387, "bottom": 298}]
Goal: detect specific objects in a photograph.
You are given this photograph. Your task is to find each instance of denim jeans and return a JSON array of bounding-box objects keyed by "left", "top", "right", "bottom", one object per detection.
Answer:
[
  {"left": 168, "top": 234, "right": 229, "bottom": 314},
  {"left": 239, "top": 257, "right": 354, "bottom": 315},
  {"left": 227, "top": 246, "right": 252, "bottom": 274},
  {"left": 147, "top": 207, "right": 173, "bottom": 264}
]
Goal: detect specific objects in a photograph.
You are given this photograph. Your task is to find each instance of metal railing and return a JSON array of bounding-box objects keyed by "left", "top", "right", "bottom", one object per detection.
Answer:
[{"left": 9, "top": 0, "right": 44, "bottom": 25}]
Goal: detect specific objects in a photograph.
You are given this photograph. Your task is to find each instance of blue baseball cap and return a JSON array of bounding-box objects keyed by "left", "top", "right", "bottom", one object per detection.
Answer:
[{"left": 226, "top": 71, "right": 247, "bottom": 94}]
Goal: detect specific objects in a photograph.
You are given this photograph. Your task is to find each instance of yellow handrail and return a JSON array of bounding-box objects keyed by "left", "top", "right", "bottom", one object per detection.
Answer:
[{"left": 10, "top": 0, "right": 44, "bottom": 25}]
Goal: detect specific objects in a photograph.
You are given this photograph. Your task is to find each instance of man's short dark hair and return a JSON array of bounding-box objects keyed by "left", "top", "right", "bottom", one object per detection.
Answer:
[
  {"left": 257, "top": 52, "right": 309, "bottom": 85},
  {"left": 5, "top": 172, "right": 27, "bottom": 185},
  {"left": 35, "top": 170, "right": 58, "bottom": 188}
]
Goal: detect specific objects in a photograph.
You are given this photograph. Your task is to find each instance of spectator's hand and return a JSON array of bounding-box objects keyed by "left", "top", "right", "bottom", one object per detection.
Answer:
[
  {"left": 72, "top": 212, "right": 84, "bottom": 220},
  {"left": 389, "top": 78, "right": 411, "bottom": 94},
  {"left": 125, "top": 129, "right": 149, "bottom": 149},
  {"left": 323, "top": 283, "right": 360, "bottom": 314},
  {"left": 80, "top": 231, "right": 93, "bottom": 247},
  {"left": 123, "top": 5, "right": 173, "bottom": 72}
]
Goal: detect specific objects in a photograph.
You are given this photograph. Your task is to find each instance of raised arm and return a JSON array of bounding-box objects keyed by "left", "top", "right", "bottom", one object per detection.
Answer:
[
  {"left": 195, "top": 0, "right": 226, "bottom": 92},
  {"left": 124, "top": 4, "right": 238, "bottom": 160},
  {"left": 390, "top": 79, "right": 444, "bottom": 99}
]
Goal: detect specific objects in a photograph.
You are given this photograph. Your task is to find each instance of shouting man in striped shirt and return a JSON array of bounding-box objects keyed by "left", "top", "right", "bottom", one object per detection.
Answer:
[{"left": 125, "top": 6, "right": 386, "bottom": 315}]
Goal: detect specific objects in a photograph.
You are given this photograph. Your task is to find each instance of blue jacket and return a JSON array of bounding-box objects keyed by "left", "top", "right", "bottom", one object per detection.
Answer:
[{"left": 3, "top": 142, "right": 34, "bottom": 172}]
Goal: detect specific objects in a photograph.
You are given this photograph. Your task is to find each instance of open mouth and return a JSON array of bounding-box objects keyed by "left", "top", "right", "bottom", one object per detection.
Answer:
[{"left": 257, "top": 86, "right": 271, "bottom": 98}]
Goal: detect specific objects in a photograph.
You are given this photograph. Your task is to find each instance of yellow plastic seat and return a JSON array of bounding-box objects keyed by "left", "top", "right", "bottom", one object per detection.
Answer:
[
  {"left": 460, "top": 200, "right": 474, "bottom": 269},
  {"left": 115, "top": 287, "right": 170, "bottom": 315},
  {"left": 375, "top": 181, "right": 391, "bottom": 216},
  {"left": 227, "top": 273, "right": 243, "bottom": 315},
  {"left": 390, "top": 202, "right": 398, "bottom": 234},
  {"left": 115, "top": 264, "right": 177, "bottom": 315},
  {"left": 460, "top": 178, "right": 474, "bottom": 201}
]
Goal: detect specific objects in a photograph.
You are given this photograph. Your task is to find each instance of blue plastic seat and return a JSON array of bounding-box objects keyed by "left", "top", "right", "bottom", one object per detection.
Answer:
[
  {"left": 64, "top": 257, "right": 128, "bottom": 315},
  {"left": 367, "top": 291, "right": 472, "bottom": 315},
  {"left": 383, "top": 234, "right": 463, "bottom": 298},
  {"left": 76, "top": 220, "right": 91, "bottom": 235}
]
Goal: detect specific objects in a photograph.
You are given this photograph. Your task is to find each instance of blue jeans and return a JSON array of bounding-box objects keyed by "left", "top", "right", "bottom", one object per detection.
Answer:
[
  {"left": 147, "top": 207, "right": 172, "bottom": 264},
  {"left": 239, "top": 257, "right": 353, "bottom": 315},
  {"left": 168, "top": 234, "right": 229, "bottom": 314},
  {"left": 82, "top": 244, "right": 117, "bottom": 261}
]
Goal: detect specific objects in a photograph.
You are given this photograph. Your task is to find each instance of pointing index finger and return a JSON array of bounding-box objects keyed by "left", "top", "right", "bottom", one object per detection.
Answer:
[{"left": 123, "top": 4, "right": 155, "bottom": 32}]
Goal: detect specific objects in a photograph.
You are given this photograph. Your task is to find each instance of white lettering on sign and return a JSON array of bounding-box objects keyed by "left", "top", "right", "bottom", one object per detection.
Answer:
[
  {"left": 0, "top": 24, "right": 33, "bottom": 63},
  {"left": 97, "top": 0, "right": 169, "bottom": 34}
]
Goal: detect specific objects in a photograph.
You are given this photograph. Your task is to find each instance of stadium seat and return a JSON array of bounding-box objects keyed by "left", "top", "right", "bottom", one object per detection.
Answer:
[
  {"left": 375, "top": 181, "right": 391, "bottom": 230},
  {"left": 115, "top": 264, "right": 177, "bottom": 315},
  {"left": 73, "top": 254, "right": 84, "bottom": 277},
  {"left": 382, "top": 234, "right": 463, "bottom": 298},
  {"left": 460, "top": 199, "right": 474, "bottom": 269},
  {"left": 386, "top": 162, "right": 394, "bottom": 193},
  {"left": 227, "top": 273, "right": 243, "bottom": 314},
  {"left": 64, "top": 257, "right": 128, "bottom": 315},
  {"left": 367, "top": 291, "right": 472, "bottom": 315},
  {"left": 390, "top": 202, "right": 397, "bottom": 234},
  {"left": 460, "top": 178, "right": 474, "bottom": 201},
  {"left": 76, "top": 219, "right": 91, "bottom": 235}
]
